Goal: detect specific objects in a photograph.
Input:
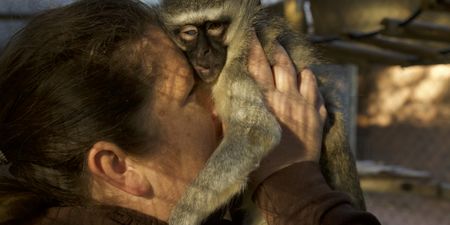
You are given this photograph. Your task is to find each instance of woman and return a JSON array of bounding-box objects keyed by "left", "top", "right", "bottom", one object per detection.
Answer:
[{"left": 0, "top": 0, "right": 380, "bottom": 225}]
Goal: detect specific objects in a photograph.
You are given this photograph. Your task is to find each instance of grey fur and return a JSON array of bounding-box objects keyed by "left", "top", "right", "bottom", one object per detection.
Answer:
[{"left": 159, "top": 1, "right": 365, "bottom": 225}]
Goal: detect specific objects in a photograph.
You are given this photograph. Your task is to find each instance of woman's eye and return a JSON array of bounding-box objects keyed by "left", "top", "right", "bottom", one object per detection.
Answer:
[
  {"left": 207, "top": 22, "right": 225, "bottom": 37},
  {"left": 179, "top": 25, "right": 198, "bottom": 41}
]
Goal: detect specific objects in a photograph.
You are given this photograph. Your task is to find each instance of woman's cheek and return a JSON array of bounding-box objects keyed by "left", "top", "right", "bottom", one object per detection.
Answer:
[{"left": 193, "top": 109, "right": 219, "bottom": 156}]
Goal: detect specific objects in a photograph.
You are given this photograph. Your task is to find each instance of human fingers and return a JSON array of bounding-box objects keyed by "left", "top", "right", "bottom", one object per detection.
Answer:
[
  {"left": 272, "top": 43, "right": 297, "bottom": 93},
  {"left": 300, "top": 69, "right": 318, "bottom": 106},
  {"left": 248, "top": 33, "right": 274, "bottom": 90},
  {"left": 300, "top": 69, "right": 327, "bottom": 123},
  {"left": 319, "top": 102, "right": 327, "bottom": 125}
]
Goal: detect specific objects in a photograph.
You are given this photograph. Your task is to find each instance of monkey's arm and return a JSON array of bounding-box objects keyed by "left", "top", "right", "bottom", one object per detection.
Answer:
[{"left": 168, "top": 60, "right": 281, "bottom": 225}]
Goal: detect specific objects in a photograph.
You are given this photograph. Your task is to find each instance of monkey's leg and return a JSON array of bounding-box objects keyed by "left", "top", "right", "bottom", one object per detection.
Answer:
[
  {"left": 320, "top": 106, "right": 366, "bottom": 210},
  {"left": 168, "top": 65, "right": 281, "bottom": 225},
  {"left": 299, "top": 64, "right": 365, "bottom": 210}
]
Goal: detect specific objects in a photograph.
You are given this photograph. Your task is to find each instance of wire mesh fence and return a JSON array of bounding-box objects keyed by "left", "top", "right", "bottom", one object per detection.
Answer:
[{"left": 357, "top": 64, "right": 450, "bottom": 225}]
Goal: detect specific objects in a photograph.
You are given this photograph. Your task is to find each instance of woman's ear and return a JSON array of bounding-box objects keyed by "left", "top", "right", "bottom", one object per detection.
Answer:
[{"left": 87, "top": 141, "right": 152, "bottom": 197}]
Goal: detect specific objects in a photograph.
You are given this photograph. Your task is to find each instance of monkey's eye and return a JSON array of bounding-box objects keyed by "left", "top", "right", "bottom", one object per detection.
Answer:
[
  {"left": 207, "top": 22, "right": 226, "bottom": 37},
  {"left": 179, "top": 25, "right": 198, "bottom": 42}
]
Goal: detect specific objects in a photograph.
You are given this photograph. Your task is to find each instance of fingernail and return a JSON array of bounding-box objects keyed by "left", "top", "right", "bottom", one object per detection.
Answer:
[
  {"left": 301, "top": 69, "right": 310, "bottom": 80},
  {"left": 303, "top": 69, "right": 316, "bottom": 81}
]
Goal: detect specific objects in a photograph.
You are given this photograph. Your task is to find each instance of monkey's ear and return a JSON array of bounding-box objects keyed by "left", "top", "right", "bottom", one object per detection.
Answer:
[{"left": 87, "top": 141, "right": 152, "bottom": 197}]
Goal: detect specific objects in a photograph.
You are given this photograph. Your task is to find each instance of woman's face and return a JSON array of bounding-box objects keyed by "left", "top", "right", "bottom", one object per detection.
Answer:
[{"left": 138, "top": 25, "right": 222, "bottom": 205}]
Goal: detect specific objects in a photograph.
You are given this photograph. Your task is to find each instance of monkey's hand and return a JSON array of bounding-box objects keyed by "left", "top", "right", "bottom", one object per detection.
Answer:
[{"left": 248, "top": 36, "right": 327, "bottom": 187}]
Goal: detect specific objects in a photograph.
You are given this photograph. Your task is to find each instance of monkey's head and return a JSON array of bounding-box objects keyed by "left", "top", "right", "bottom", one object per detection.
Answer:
[
  {"left": 160, "top": 0, "right": 261, "bottom": 83},
  {"left": 162, "top": 19, "right": 230, "bottom": 83}
]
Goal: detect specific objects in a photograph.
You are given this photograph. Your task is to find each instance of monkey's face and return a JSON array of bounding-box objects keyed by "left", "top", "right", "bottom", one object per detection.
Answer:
[{"left": 171, "top": 21, "right": 229, "bottom": 83}]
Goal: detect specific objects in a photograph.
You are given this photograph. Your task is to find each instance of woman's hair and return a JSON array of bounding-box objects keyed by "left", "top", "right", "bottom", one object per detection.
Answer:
[{"left": 0, "top": 0, "right": 160, "bottom": 223}]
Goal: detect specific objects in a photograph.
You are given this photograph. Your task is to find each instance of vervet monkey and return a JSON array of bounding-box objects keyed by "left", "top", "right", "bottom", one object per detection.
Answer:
[{"left": 159, "top": 1, "right": 365, "bottom": 225}]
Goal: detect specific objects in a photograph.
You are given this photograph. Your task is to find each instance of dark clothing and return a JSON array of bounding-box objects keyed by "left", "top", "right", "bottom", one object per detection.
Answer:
[
  {"left": 254, "top": 162, "right": 381, "bottom": 225},
  {"left": 31, "top": 162, "right": 381, "bottom": 225},
  {"left": 30, "top": 206, "right": 164, "bottom": 225}
]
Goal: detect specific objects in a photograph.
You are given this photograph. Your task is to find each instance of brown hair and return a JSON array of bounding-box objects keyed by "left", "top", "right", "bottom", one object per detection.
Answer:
[{"left": 0, "top": 0, "right": 160, "bottom": 224}]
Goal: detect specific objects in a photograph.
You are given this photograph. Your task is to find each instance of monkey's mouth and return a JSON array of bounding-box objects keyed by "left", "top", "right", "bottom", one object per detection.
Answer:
[
  {"left": 195, "top": 65, "right": 210, "bottom": 74},
  {"left": 194, "top": 66, "right": 219, "bottom": 83}
]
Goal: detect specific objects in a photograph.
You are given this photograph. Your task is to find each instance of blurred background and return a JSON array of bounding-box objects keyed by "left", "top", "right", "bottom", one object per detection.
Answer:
[{"left": 1, "top": 0, "right": 449, "bottom": 224}]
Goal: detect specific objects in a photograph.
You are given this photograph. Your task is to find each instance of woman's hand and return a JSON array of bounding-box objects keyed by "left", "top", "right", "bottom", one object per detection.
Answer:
[{"left": 248, "top": 35, "right": 327, "bottom": 186}]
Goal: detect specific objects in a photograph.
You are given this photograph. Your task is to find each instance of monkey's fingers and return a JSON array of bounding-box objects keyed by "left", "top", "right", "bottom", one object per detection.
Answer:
[
  {"left": 272, "top": 43, "right": 297, "bottom": 93},
  {"left": 248, "top": 32, "right": 274, "bottom": 91}
]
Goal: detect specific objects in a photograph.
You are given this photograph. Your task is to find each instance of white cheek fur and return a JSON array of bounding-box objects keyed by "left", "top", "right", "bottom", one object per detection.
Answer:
[{"left": 167, "top": 8, "right": 225, "bottom": 25}]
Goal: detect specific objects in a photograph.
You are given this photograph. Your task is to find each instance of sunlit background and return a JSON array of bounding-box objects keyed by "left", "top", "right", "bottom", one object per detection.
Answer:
[{"left": 0, "top": 1, "right": 449, "bottom": 225}]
